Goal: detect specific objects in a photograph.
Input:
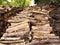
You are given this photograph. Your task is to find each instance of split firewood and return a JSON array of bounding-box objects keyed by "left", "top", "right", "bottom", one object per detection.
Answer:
[
  {"left": 0, "top": 39, "right": 24, "bottom": 44},
  {"left": 8, "top": 19, "right": 29, "bottom": 28},
  {"left": 6, "top": 23, "right": 29, "bottom": 33},
  {"left": 3, "top": 30, "right": 29, "bottom": 37}
]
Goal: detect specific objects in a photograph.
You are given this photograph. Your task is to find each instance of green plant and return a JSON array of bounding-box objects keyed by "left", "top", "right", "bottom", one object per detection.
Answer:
[
  {"left": 0, "top": 0, "right": 30, "bottom": 7},
  {"left": 0, "top": 0, "right": 7, "bottom": 5},
  {"left": 7, "top": 0, "right": 30, "bottom": 7}
]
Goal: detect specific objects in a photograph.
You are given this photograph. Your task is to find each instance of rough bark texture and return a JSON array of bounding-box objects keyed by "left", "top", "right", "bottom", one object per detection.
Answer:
[{"left": 0, "top": 6, "right": 60, "bottom": 45}]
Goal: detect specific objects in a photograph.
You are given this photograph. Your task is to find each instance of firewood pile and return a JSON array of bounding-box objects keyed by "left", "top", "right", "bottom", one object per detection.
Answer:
[
  {"left": 0, "top": 5, "right": 23, "bottom": 38},
  {"left": 0, "top": 6, "right": 60, "bottom": 45}
]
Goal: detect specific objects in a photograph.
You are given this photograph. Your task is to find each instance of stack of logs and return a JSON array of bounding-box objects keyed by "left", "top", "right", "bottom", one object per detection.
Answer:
[{"left": 0, "top": 6, "right": 60, "bottom": 45}]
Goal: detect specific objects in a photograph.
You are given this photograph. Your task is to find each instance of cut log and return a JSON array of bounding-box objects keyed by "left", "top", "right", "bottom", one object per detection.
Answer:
[
  {"left": 34, "top": 15, "right": 48, "bottom": 20},
  {"left": 6, "top": 23, "right": 29, "bottom": 33},
  {"left": 1, "top": 37, "right": 20, "bottom": 41},
  {"left": 33, "top": 32, "right": 55, "bottom": 37},
  {"left": 33, "top": 35, "right": 59, "bottom": 39},
  {"left": 8, "top": 18, "right": 29, "bottom": 23},
  {"left": 32, "top": 10, "right": 48, "bottom": 15},
  {"left": 0, "top": 40, "right": 24, "bottom": 44},
  {"left": 3, "top": 30, "right": 29, "bottom": 37},
  {"left": 8, "top": 19, "right": 29, "bottom": 28},
  {"left": 32, "top": 24, "right": 52, "bottom": 32}
]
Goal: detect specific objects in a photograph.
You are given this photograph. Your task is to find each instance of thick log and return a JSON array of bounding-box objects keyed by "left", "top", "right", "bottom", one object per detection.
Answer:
[
  {"left": 0, "top": 40, "right": 24, "bottom": 44},
  {"left": 0, "top": 42, "right": 25, "bottom": 45},
  {"left": 6, "top": 23, "right": 29, "bottom": 33},
  {"left": 8, "top": 18, "right": 29, "bottom": 23},
  {"left": 34, "top": 15, "right": 48, "bottom": 20},
  {"left": 40, "top": 38, "right": 60, "bottom": 43},
  {"left": 32, "top": 10, "right": 48, "bottom": 15},
  {"left": 32, "top": 24, "right": 52, "bottom": 32},
  {"left": 8, "top": 19, "right": 29, "bottom": 28},
  {"left": 33, "top": 35, "right": 59, "bottom": 39},
  {"left": 1, "top": 37, "right": 21, "bottom": 41},
  {"left": 33, "top": 33, "right": 55, "bottom": 37},
  {"left": 3, "top": 30, "right": 29, "bottom": 37}
]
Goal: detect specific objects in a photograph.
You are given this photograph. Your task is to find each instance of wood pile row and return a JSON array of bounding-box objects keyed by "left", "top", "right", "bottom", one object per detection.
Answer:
[
  {"left": 0, "top": 6, "right": 60, "bottom": 45},
  {"left": 0, "top": 6, "right": 23, "bottom": 38}
]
